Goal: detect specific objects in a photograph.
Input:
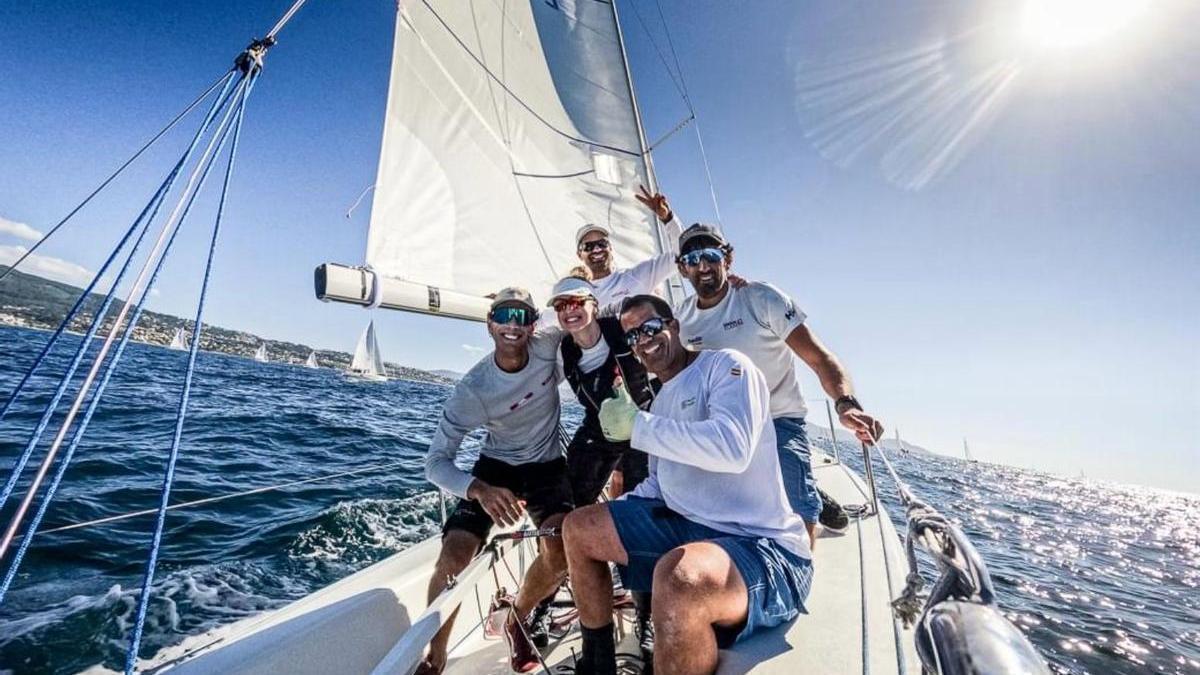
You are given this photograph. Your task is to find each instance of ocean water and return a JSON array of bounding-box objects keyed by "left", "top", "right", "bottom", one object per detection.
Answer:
[{"left": 0, "top": 325, "right": 1196, "bottom": 674}]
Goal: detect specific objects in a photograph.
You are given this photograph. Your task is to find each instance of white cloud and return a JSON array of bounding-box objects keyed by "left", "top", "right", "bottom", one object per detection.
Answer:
[
  {"left": 0, "top": 245, "right": 93, "bottom": 287},
  {"left": 0, "top": 216, "right": 42, "bottom": 242},
  {"left": 461, "top": 343, "right": 488, "bottom": 355}
]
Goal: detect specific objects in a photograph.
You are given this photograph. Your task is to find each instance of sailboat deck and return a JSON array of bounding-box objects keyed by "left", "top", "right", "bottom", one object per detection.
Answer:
[{"left": 144, "top": 453, "right": 917, "bottom": 674}]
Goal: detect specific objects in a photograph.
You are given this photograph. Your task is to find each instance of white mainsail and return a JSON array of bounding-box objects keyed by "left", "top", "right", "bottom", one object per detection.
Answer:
[
  {"left": 317, "top": 0, "right": 671, "bottom": 317},
  {"left": 349, "top": 320, "right": 387, "bottom": 380},
  {"left": 254, "top": 344, "right": 268, "bottom": 363},
  {"left": 304, "top": 351, "right": 319, "bottom": 368},
  {"left": 169, "top": 328, "right": 186, "bottom": 350}
]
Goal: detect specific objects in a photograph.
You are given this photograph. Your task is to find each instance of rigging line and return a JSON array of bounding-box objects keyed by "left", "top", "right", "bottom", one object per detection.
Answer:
[
  {"left": 870, "top": 446, "right": 909, "bottom": 675},
  {"left": 0, "top": 74, "right": 253, "bottom": 567},
  {"left": 0, "top": 75, "right": 240, "bottom": 515},
  {"left": 418, "top": 0, "right": 640, "bottom": 158},
  {"left": 650, "top": 0, "right": 722, "bottom": 225},
  {"left": 0, "top": 71, "right": 235, "bottom": 285},
  {"left": 624, "top": 0, "right": 689, "bottom": 104},
  {"left": 511, "top": 169, "right": 594, "bottom": 180},
  {"left": 266, "top": 0, "right": 310, "bottom": 40},
  {"left": 127, "top": 76, "right": 256, "bottom": 672},
  {"left": 0, "top": 78, "right": 253, "bottom": 605},
  {"left": 22, "top": 460, "right": 413, "bottom": 538},
  {"left": 645, "top": 113, "right": 694, "bottom": 153}
]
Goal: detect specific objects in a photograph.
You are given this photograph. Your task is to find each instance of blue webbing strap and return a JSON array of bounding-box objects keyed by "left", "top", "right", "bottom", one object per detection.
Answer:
[
  {"left": 125, "top": 73, "right": 256, "bottom": 673},
  {"left": 0, "top": 75, "right": 239, "bottom": 514},
  {"left": 0, "top": 75, "right": 251, "bottom": 607}
]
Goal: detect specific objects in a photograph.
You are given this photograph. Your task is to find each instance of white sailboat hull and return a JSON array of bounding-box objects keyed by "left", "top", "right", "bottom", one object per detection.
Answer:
[{"left": 142, "top": 454, "right": 918, "bottom": 674}]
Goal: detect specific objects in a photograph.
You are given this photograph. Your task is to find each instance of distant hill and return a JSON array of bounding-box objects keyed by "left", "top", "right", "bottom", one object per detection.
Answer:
[
  {"left": 430, "top": 369, "right": 465, "bottom": 382},
  {"left": 805, "top": 422, "right": 934, "bottom": 457},
  {"left": 0, "top": 265, "right": 453, "bottom": 386}
]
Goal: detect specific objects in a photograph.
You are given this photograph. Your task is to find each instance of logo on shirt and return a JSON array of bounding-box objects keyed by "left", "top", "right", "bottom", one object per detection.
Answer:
[
  {"left": 729, "top": 366, "right": 742, "bottom": 377},
  {"left": 686, "top": 336, "right": 703, "bottom": 346},
  {"left": 784, "top": 303, "right": 797, "bottom": 321},
  {"left": 509, "top": 392, "right": 535, "bottom": 411},
  {"left": 722, "top": 318, "right": 743, "bottom": 331},
  {"left": 680, "top": 397, "right": 697, "bottom": 409}
]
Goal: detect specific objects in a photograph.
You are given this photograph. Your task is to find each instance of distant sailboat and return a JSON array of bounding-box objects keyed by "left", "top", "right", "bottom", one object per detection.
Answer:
[
  {"left": 347, "top": 320, "right": 387, "bottom": 381},
  {"left": 169, "top": 327, "right": 186, "bottom": 350},
  {"left": 304, "top": 351, "right": 319, "bottom": 369},
  {"left": 253, "top": 343, "right": 268, "bottom": 363},
  {"left": 964, "top": 437, "right": 978, "bottom": 463}
]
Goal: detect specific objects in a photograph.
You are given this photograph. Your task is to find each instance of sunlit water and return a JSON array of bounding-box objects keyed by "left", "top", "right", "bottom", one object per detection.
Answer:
[{"left": 0, "top": 325, "right": 1196, "bottom": 673}]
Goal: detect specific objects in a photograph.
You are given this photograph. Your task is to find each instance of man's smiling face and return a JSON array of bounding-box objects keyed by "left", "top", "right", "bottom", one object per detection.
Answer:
[
  {"left": 577, "top": 231, "right": 613, "bottom": 274},
  {"left": 487, "top": 304, "right": 534, "bottom": 356},
  {"left": 619, "top": 302, "right": 679, "bottom": 376}
]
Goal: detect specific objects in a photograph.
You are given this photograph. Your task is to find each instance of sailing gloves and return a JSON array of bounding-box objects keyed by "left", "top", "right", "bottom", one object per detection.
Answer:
[{"left": 599, "top": 381, "right": 638, "bottom": 442}]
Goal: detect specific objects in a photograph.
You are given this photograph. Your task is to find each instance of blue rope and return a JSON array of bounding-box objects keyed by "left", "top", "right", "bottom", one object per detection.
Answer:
[
  {"left": 0, "top": 71, "right": 235, "bottom": 285},
  {"left": 0, "top": 75, "right": 239, "bottom": 515},
  {"left": 0, "top": 76, "right": 252, "bottom": 607},
  {"left": 125, "top": 73, "right": 255, "bottom": 672}
]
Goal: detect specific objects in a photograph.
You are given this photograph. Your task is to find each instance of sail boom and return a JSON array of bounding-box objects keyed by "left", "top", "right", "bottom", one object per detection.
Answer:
[{"left": 315, "top": 262, "right": 490, "bottom": 323}]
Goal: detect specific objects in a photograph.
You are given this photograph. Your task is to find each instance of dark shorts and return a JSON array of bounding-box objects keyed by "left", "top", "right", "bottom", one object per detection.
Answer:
[
  {"left": 608, "top": 497, "right": 813, "bottom": 648},
  {"left": 566, "top": 427, "right": 650, "bottom": 506},
  {"left": 442, "top": 455, "right": 573, "bottom": 540},
  {"left": 775, "top": 417, "right": 822, "bottom": 524}
]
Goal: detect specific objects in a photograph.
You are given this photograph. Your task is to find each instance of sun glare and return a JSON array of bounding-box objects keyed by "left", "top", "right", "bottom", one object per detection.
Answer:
[{"left": 1020, "top": 0, "right": 1148, "bottom": 49}]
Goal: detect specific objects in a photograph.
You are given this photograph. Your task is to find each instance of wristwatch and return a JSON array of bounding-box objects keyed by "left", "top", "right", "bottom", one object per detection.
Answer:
[{"left": 834, "top": 395, "right": 863, "bottom": 415}]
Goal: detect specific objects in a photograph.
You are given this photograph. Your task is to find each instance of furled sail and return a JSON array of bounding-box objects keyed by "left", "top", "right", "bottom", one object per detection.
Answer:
[
  {"left": 362, "top": 0, "right": 666, "bottom": 311},
  {"left": 350, "top": 320, "right": 386, "bottom": 378}
]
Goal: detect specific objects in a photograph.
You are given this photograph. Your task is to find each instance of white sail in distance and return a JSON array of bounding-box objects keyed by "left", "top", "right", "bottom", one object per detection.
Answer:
[
  {"left": 169, "top": 328, "right": 186, "bottom": 350},
  {"left": 364, "top": 0, "right": 668, "bottom": 309},
  {"left": 304, "top": 351, "right": 319, "bottom": 368},
  {"left": 350, "top": 320, "right": 387, "bottom": 380},
  {"left": 254, "top": 344, "right": 268, "bottom": 363}
]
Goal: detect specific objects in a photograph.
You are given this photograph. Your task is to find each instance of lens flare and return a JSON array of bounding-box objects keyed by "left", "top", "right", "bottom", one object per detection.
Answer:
[{"left": 1020, "top": 0, "right": 1148, "bottom": 49}]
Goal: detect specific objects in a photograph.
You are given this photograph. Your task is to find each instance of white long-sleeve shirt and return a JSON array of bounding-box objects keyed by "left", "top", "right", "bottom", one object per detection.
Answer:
[
  {"left": 628, "top": 349, "right": 811, "bottom": 559},
  {"left": 590, "top": 216, "right": 682, "bottom": 308}
]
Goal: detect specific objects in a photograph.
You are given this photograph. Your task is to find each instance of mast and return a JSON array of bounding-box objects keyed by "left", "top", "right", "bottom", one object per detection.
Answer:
[{"left": 609, "top": 0, "right": 681, "bottom": 305}]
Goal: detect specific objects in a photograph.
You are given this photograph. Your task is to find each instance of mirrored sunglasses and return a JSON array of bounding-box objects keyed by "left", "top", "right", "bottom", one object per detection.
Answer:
[
  {"left": 623, "top": 317, "right": 666, "bottom": 347},
  {"left": 489, "top": 306, "right": 537, "bottom": 326},
  {"left": 677, "top": 247, "right": 725, "bottom": 267}
]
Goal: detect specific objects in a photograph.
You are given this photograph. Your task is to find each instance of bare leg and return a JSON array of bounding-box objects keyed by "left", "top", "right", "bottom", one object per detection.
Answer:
[
  {"left": 806, "top": 521, "right": 817, "bottom": 550},
  {"left": 652, "top": 542, "right": 750, "bottom": 675},
  {"left": 563, "top": 503, "right": 628, "bottom": 628},
  {"left": 512, "top": 512, "right": 568, "bottom": 618},
  {"left": 418, "top": 530, "right": 482, "bottom": 674}
]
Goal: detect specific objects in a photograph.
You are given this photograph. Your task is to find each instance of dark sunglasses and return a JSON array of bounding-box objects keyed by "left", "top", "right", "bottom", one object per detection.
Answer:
[
  {"left": 623, "top": 317, "right": 666, "bottom": 347},
  {"left": 579, "top": 239, "right": 610, "bottom": 253},
  {"left": 677, "top": 247, "right": 725, "bottom": 267},
  {"left": 490, "top": 306, "right": 537, "bottom": 326},
  {"left": 553, "top": 297, "right": 589, "bottom": 313}
]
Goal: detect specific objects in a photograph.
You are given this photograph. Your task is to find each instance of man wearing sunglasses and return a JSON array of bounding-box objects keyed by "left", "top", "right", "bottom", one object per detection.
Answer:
[
  {"left": 563, "top": 294, "right": 812, "bottom": 675},
  {"left": 574, "top": 185, "right": 681, "bottom": 308},
  {"left": 419, "top": 288, "right": 570, "bottom": 674},
  {"left": 671, "top": 222, "right": 884, "bottom": 545}
]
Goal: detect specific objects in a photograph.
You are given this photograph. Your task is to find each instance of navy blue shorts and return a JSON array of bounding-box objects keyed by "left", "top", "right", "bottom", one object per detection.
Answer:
[
  {"left": 775, "top": 417, "right": 823, "bottom": 524},
  {"left": 608, "top": 497, "right": 813, "bottom": 647}
]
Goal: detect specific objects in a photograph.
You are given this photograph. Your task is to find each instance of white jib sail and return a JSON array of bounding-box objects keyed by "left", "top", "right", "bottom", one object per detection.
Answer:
[
  {"left": 254, "top": 344, "right": 268, "bottom": 362},
  {"left": 170, "top": 328, "right": 186, "bottom": 350},
  {"left": 351, "top": 320, "right": 386, "bottom": 378},
  {"left": 305, "top": 351, "right": 319, "bottom": 368},
  {"left": 365, "top": 0, "right": 667, "bottom": 309}
]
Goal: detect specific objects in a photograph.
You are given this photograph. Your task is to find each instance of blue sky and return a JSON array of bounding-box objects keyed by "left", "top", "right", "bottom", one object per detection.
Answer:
[{"left": 0, "top": 1, "right": 1196, "bottom": 493}]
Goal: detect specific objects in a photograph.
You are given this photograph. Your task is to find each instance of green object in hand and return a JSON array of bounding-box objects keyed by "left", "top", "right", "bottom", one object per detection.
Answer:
[{"left": 599, "top": 382, "right": 638, "bottom": 442}]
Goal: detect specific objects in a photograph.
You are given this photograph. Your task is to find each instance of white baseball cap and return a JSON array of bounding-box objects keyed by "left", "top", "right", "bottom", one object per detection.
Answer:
[
  {"left": 546, "top": 276, "right": 596, "bottom": 306},
  {"left": 575, "top": 223, "right": 610, "bottom": 246}
]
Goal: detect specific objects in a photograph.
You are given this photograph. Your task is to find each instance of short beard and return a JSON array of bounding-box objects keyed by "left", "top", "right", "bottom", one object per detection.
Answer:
[{"left": 695, "top": 276, "right": 725, "bottom": 298}]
